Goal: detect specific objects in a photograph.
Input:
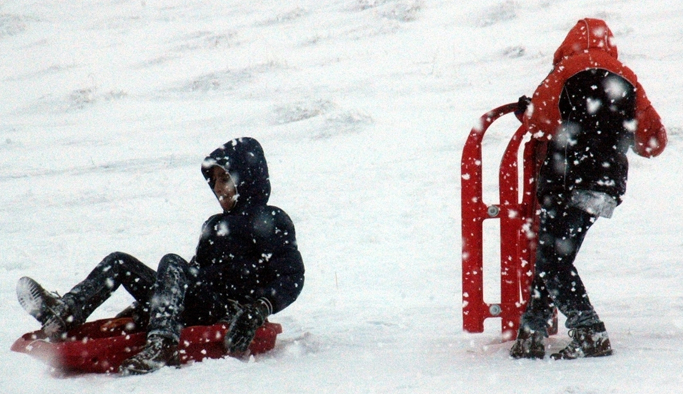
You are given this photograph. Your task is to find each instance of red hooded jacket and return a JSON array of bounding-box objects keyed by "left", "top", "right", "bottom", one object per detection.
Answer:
[{"left": 524, "top": 18, "right": 667, "bottom": 158}]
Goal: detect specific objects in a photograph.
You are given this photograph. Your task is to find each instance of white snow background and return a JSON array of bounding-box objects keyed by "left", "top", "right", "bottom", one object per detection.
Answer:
[{"left": 2, "top": 0, "right": 683, "bottom": 393}]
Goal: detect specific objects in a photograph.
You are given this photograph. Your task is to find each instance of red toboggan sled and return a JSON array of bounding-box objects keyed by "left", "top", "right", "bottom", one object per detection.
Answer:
[
  {"left": 11, "top": 317, "right": 282, "bottom": 373},
  {"left": 461, "top": 103, "right": 557, "bottom": 340}
]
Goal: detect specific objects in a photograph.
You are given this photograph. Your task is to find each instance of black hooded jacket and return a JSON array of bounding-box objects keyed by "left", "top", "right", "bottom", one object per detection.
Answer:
[
  {"left": 536, "top": 69, "right": 636, "bottom": 203},
  {"left": 192, "top": 137, "right": 304, "bottom": 314}
]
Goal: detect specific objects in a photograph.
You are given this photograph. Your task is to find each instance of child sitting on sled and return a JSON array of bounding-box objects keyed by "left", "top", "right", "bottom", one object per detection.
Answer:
[{"left": 16, "top": 137, "right": 305, "bottom": 375}]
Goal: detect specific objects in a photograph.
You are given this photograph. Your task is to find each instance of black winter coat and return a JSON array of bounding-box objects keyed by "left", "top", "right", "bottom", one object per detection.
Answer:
[
  {"left": 192, "top": 138, "right": 304, "bottom": 314},
  {"left": 537, "top": 69, "right": 636, "bottom": 203}
]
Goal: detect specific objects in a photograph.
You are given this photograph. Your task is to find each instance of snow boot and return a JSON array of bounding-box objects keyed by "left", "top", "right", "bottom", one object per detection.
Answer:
[
  {"left": 509, "top": 326, "right": 546, "bottom": 359},
  {"left": 119, "top": 335, "right": 180, "bottom": 375},
  {"left": 16, "top": 276, "right": 74, "bottom": 340},
  {"left": 550, "top": 322, "right": 613, "bottom": 360}
]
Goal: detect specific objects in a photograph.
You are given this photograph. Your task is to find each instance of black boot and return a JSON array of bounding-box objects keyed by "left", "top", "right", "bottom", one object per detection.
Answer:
[
  {"left": 16, "top": 277, "right": 75, "bottom": 340},
  {"left": 550, "top": 322, "right": 612, "bottom": 360},
  {"left": 509, "top": 326, "right": 546, "bottom": 359},
  {"left": 119, "top": 335, "right": 180, "bottom": 375}
]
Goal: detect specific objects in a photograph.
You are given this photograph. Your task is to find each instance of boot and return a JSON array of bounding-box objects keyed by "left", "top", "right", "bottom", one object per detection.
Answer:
[
  {"left": 550, "top": 322, "right": 613, "bottom": 360},
  {"left": 16, "top": 277, "right": 74, "bottom": 340},
  {"left": 119, "top": 335, "right": 180, "bottom": 375},
  {"left": 509, "top": 326, "right": 546, "bottom": 359}
]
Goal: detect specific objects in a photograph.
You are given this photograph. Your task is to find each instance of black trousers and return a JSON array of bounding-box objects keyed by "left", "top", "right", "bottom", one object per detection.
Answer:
[
  {"left": 520, "top": 194, "right": 602, "bottom": 331},
  {"left": 62, "top": 252, "right": 231, "bottom": 343}
]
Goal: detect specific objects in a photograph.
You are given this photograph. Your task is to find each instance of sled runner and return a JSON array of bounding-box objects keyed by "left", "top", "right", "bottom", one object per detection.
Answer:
[
  {"left": 461, "top": 102, "right": 557, "bottom": 340},
  {"left": 11, "top": 317, "right": 282, "bottom": 373}
]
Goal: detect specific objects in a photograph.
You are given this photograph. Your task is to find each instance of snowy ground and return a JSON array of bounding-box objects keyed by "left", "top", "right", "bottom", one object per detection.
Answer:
[{"left": 2, "top": 0, "right": 683, "bottom": 393}]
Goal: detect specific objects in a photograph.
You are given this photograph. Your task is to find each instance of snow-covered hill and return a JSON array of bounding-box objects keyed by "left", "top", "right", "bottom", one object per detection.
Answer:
[{"left": 2, "top": 1, "right": 683, "bottom": 392}]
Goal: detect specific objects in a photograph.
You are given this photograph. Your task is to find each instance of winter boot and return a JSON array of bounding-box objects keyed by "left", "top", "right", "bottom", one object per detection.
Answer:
[
  {"left": 550, "top": 322, "right": 613, "bottom": 360},
  {"left": 509, "top": 326, "right": 546, "bottom": 359},
  {"left": 119, "top": 335, "right": 180, "bottom": 375},
  {"left": 16, "top": 276, "right": 74, "bottom": 340}
]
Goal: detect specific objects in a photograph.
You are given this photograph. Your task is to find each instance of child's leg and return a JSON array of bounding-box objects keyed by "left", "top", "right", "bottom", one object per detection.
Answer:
[
  {"left": 144, "top": 254, "right": 236, "bottom": 341},
  {"left": 145, "top": 254, "right": 192, "bottom": 343},
  {"left": 535, "top": 200, "right": 601, "bottom": 329},
  {"left": 64, "top": 252, "right": 156, "bottom": 326},
  {"left": 519, "top": 274, "right": 554, "bottom": 332},
  {"left": 118, "top": 254, "right": 191, "bottom": 375}
]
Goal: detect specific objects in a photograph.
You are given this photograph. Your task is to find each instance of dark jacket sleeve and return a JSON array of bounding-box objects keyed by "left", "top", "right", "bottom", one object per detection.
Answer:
[{"left": 252, "top": 206, "right": 305, "bottom": 314}]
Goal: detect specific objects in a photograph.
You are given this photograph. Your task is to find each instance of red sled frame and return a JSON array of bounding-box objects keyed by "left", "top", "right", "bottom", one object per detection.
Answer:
[
  {"left": 11, "top": 317, "right": 282, "bottom": 374},
  {"left": 461, "top": 103, "right": 556, "bottom": 340}
]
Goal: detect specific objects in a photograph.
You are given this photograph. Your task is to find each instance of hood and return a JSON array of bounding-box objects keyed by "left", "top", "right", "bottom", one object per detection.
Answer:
[
  {"left": 201, "top": 137, "right": 271, "bottom": 211},
  {"left": 553, "top": 18, "right": 618, "bottom": 66}
]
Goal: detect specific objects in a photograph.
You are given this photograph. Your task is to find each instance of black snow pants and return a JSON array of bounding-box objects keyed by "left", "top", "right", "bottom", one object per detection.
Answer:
[
  {"left": 61, "top": 252, "right": 231, "bottom": 343},
  {"left": 520, "top": 194, "right": 603, "bottom": 332}
]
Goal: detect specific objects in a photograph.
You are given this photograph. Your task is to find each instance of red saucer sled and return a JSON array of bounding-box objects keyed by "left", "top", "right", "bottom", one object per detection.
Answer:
[{"left": 11, "top": 317, "right": 282, "bottom": 373}]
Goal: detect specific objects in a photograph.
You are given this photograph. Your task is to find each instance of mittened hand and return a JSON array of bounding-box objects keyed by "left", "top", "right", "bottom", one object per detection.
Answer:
[
  {"left": 515, "top": 95, "right": 531, "bottom": 121},
  {"left": 224, "top": 299, "right": 271, "bottom": 355},
  {"left": 223, "top": 299, "right": 243, "bottom": 322}
]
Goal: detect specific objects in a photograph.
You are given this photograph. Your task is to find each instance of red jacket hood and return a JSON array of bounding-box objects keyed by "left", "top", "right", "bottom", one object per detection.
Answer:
[{"left": 553, "top": 18, "right": 618, "bottom": 66}]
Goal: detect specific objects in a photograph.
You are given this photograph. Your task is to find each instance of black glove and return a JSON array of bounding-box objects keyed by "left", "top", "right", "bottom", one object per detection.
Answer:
[
  {"left": 224, "top": 299, "right": 272, "bottom": 355},
  {"left": 514, "top": 95, "right": 531, "bottom": 120},
  {"left": 221, "top": 299, "right": 243, "bottom": 322}
]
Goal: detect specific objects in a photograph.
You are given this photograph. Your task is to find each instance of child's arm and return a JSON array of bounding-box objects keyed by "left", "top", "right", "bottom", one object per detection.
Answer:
[
  {"left": 253, "top": 206, "right": 305, "bottom": 314},
  {"left": 633, "top": 82, "right": 667, "bottom": 158},
  {"left": 223, "top": 207, "right": 304, "bottom": 354}
]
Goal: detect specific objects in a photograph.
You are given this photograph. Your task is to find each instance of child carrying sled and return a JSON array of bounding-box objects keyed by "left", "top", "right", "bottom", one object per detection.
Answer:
[
  {"left": 17, "top": 137, "right": 305, "bottom": 374},
  {"left": 509, "top": 18, "right": 667, "bottom": 360}
]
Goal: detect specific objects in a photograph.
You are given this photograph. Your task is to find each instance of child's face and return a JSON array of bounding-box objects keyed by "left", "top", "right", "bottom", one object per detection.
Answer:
[{"left": 211, "top": 166, "right": 237, "bottom": 211}]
